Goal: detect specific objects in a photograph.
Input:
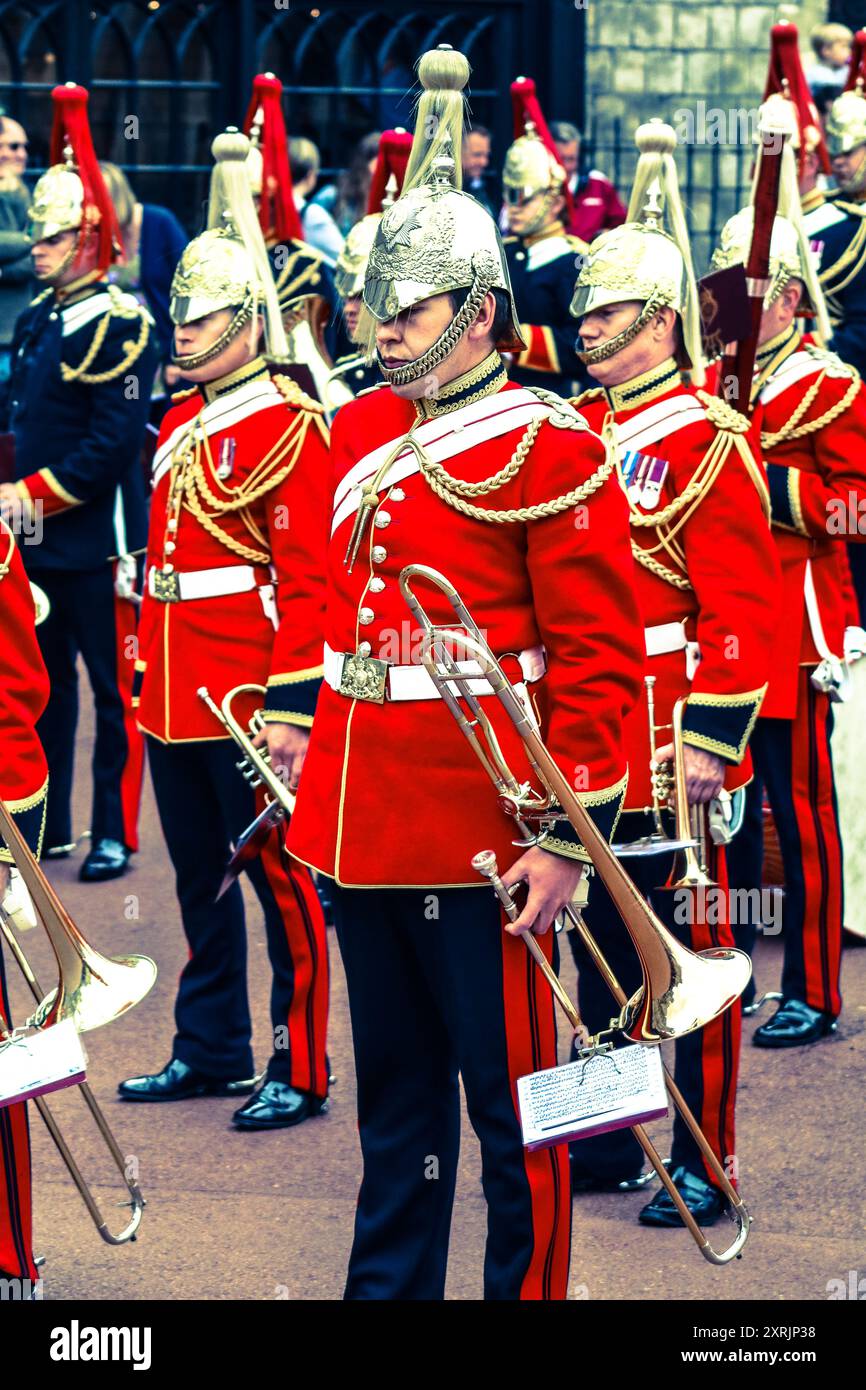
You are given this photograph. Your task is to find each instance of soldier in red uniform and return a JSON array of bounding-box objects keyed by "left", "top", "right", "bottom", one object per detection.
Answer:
[
  {"left": 567, "top": 121, "right": 780, "bottom": 1224},
  {"left": 117, "top": 131, "right": 330, "bottom": 1129},
  {"left": 0, "top": 519, "right": 49, "bottom": 1285},
  {"left": 288, "top": 45, "right": 645, "bottom": 1302},
  {"left": 711, "top": 180, "right": 866, "bottom": 1045}
]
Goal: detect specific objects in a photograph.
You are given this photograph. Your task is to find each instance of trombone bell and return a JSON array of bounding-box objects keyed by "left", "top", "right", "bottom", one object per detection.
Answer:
[
  {"left": 622, "top": 940, "right": 752, "bottom": 1044},
  {"left": 30, "top": 948, "right": 158, "bottom": 1033}
]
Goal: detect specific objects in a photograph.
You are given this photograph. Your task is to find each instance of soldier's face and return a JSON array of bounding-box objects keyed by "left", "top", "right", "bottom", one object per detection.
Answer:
[
  {"left": 579, "top": 299, "right": 661, "bottom": 384},
  {"left": 555, "top": 140, "right": 579, "bottom": 179},
  {"left": 173, "top": 307, "right": 261, "bottom": 381},
  {"left": 376, "top": 292, "right": 456, "bottom": 397},
  {"left": 506, "top": 191, "right": 547, "bottom": 235},
  {"left": 831, "top": 145, "right": 866, "bottom": 190},
  {"left": 31, "top": 230, "right": 79, "bottom": 282}
]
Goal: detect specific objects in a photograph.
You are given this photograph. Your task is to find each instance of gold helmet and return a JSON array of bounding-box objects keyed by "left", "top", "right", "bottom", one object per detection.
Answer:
[
  {"left": 362, "top": 44, "right": 524, "bottom": 385},
  {"left": 571, "top": 121, "right": 704, "bottom": 383},
  {"left": 29, "top": 83, "right": 120, "bottom": 282},
  {"left": 169, "top": 129, "right": 289, "bottom": 370},
  {"left": 502, "top": 76, "right": 568, "bottom": 235},
  {"left": 334, "top": 215, "right": 380, "bottom": 302},
  {"left": 710, "top": 97, "right": 831, "bottom": 342},
  {"left": 825, "top": 32, "right": 866, "bottom": 191}
]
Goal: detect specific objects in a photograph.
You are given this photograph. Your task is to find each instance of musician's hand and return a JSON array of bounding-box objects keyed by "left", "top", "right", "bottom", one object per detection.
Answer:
[
  {"left": 252, "top": 721, "right": 310, "bottom": 794},
  {"left": 0, "top": 864, "right": 10, "bottom": 897},
  {"left": 0, "top": 483, "right": 19, "bottom": 520},
  {"left": 500, "top": 845, "right": 585, "bottom": 937},
  {"left": 653, "top": 742, "right": 726, "bottom": 806}
]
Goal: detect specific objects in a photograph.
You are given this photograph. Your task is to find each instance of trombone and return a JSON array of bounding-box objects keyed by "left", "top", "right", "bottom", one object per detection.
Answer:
[
  {"left": 0, "top": 799, "right": 155, "bottom": 1245},
  {"left": 399, "top": 563, "right": 752, "bottom": 1264}
]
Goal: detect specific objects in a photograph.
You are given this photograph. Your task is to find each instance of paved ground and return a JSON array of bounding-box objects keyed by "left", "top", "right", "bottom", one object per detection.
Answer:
[{"left": 7, "top": 704, "right": 865, "bottom": 1302}]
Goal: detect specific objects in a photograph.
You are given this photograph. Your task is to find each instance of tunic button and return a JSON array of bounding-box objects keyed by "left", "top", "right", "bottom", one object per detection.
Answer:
[
  {"left": 167, "top": 518, "right": 178, "bottom": 531},
  {"left": 164, "top": 540, "right": 176, "bottom": 554},
  {"left": 390, "top": 487, "right": 405, "bottom": 502},
  {"left": 359, "top": 607, "right": 375, "bottom": 625},
  {"left": 358, "top": 641, "right": 372, "bottom": 657},
  {"left": 369, "top": 577, "right": 385, "bottom": 592},
  {"left": 49, "top": 312, "right": 58, "bottom": 321},
  {"left": 374, "top": 510, "right": 391, "bottom": 529},
  {"left": 372, "top": 545, "right": 387, "bottom": 563}
]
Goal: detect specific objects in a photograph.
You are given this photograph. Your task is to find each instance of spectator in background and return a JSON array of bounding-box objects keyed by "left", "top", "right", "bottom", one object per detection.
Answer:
[
  {"left": 0, "top": 116, "right": 34, "bottom": 382},
  {"left": 312, "top": 131, "right": 380, "bottom": 235},
  {"left": 99, "top": 162, "right": 187, "bottom": 383},
  {"left": 462, "top": 125, "right": 496, "bottom": 216},
  {"left": 289, "top": 136, "right": 345, "bottom": 267},
  {"left": 550, "top": 119, "right": 626, "bottom": 244},
  {"left": 807, "top": 22, "right": 853, "bottom": 95}
]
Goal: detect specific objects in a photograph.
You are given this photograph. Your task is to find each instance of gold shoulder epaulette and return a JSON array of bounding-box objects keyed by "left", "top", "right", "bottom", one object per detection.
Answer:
[
  {"left": 31, "top": 286, "right": 53, "bottom": 310},
  {"left": 566, "top": 233, "right": 590, "bottom": 254},
  {"left": 803, "top": 341, "right": 860, "bottom": 381},
  {"left": 171, "top": 386, "right": 198, "bottom": 403},
  {"left": 570, "top": 386, "right": 606, "bottom": 411},
  {"left": 526, "top": 384, "right": 589, "bottom": 430},
  {"left": 60, "top": 287, "right": 151, "bottom": 385},
  {"left": 272, "top": 373, "right": 325, "bottom": 414},
  {"left": 830, "top": 196, "right": 866, "bottom": 219}
]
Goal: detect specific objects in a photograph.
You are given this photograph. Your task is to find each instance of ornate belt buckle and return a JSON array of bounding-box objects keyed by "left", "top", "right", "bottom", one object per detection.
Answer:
[
  {"left": 339, "top": 651, "right": 389, "bottom": 704},
  {"left": 152, "top": 568, "right": 181, "bottom": 603}
]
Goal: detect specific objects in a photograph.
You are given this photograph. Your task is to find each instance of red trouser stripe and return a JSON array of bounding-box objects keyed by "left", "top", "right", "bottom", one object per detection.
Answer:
[
  {"left": 500, "top": 923, "right": 571, "bottom": 1301},
  {"left": 683, "top": 848, "right": 741, "bottom": 1187},
  {"left": 796, "top": 680, "right": 843, "bottom": 1014},
  {"left": 261, "top": 835, "right": 330, "bottom": 1098},
  {"left": 0, "top": 1002, "right": 35, "bottom": 1280},
  {"left": 113, "top": 581, "right": 145, "bottom": 852}
]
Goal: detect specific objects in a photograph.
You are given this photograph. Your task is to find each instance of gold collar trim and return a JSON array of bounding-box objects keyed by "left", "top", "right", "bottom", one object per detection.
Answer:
[
  {"left": 605, "top": 357, "right": 681, "bottom": 412},
  {"left": 201, "top": 357, "right": 269, "bottom": 403},
  {"left": 414, "top": 350, "right": 508, "bottom": 419}
]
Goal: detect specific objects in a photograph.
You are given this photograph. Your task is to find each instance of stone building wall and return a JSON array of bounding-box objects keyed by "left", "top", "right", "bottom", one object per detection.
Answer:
[{"left": 584, "top": 0, "right": 827, "bottom": 267}]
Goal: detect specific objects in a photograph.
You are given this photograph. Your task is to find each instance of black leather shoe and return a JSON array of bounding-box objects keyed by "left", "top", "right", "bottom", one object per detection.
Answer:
[
  {"left": 639, "top": 1165, "right": 726, "bottom": 1227},
  {"left": 118, "top": 1058, "right": 258, "bottom": 1102},
  {"left": 570, "top": 1153, "right": 648, "bottom": 1193},
  {"left": 752, "top": 996, "right": 837, "bottom": 1048},
  {"left": 79, "top": 838, "right": 130, "bottom": 882},
  {"left": 232, "top": 1079, "right": 328, "bottom": 1130}
]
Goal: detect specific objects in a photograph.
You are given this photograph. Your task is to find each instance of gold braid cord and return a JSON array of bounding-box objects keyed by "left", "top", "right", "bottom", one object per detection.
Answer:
[
  {"left": 59, "top": 293, "right": 151, "bottom": 385},
  {"left": 760, "top": 369, "right": 861, "bottom": 450},
  {"left": 418, "top": 411, "right": 615, "bottom": 525},
  {"left": 176, "top": 407, "right": 314, "bottom": 564}
]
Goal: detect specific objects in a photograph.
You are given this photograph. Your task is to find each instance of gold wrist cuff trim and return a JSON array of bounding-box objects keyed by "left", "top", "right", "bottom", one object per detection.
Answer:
[
  {"left": 541, "top": 835, "right": 592, "bottom": 864},
  {"left": 788, "top": 469, "right": 808, "bottom": 536},
  {"left": 40, "top": 469, "right": 82, "bottom": 507},
  {"left": 4, "top": 777, "right": 49, "bottom": 814},
  {"left": 260, "top": 710, "right": 314, "bottom": 728}
]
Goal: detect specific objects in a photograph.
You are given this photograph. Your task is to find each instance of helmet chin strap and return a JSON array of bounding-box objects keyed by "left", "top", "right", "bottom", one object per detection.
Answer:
[
  {"left": 377, "top": 272, "right": 491, "bottom": 388},
  {"left": 34, "top": 231, "right": 81, "bottom": 285},
  {"left": 577, "top": 292, "right": 666, "bottom": 366},
  {"left": 171, "top": 300, "right": 253, "bottom": 372}
]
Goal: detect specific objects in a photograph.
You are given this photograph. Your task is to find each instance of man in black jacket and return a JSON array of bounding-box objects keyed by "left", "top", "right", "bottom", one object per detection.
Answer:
[{"left": 0, "top": 84, "right": 156, "bottom": 882}]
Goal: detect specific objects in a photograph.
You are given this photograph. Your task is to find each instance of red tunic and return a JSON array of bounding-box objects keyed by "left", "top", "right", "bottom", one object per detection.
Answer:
[
  {"left": 575, "top": 361, "right": 781, "bottom": 811},
  {"left": 737, "top": 330, "right": 866, "bottom": 718},
  {"left": 0, "top": 520, "right": 49, "bottom": 856},
  {"left": 135, "top": 361, "right": 329, "bottom": 742},
  {"left": 288, "top": 369, "right": 645, "bottom": 887}
]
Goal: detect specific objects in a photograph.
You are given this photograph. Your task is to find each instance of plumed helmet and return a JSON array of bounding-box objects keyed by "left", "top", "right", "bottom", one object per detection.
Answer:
[{"left": 29, "top": 83, "right": 120, "bottom": 275}]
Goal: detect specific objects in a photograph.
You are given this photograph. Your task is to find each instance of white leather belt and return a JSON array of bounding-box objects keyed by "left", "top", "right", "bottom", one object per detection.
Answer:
[
  {"left": 148, "top": 564, "right": 259, "bottom": 603},
  {"left": 323, "top": 640, "right": 546, "bottom": 703},
  {"left": 645, "top": 622, "right": 701, "bottom": 680}
]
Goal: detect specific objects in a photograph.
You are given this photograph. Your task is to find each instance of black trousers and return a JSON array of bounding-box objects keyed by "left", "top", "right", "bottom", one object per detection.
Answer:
[
  {"left": 29, "top": 565, "right": 143, "bottom": 850},
  {"left": 331, "top": 884, "right": 571, "bottom": 1301},
  {"left": 567, "top": 816, "right": 740, "bottom": 1186},
  {"left": 147, "top": 737, "right": 329, "bottom": 1095}
]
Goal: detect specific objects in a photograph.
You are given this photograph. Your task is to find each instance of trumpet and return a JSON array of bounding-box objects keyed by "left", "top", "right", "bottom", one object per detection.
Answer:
[
  {"left": 197, "top": 685, "right": 296, "bottom": 896},
  {"left": 0, "top": 798, "right": 155, "bottom": 1244},
  {"left": 398, "top": 563, "right": 752, "bottom": 1264}
]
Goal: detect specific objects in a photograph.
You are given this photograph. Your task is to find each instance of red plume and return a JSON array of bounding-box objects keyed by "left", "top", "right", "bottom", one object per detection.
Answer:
[
  {"left": 844, "top": 30, "right": 866, "bottom": 91},
  {"left": 48, "top": 83, "right": 119, "bottom": 272},
  {"left": 509, "top": 75, "right": 573, "bottom": 220},
  {"left": 366, "top": 128, "right": 412, "bottom": 214},
  {"left": 242, "top": 72, "right": 303, "bottom": 243},
  {"left": 763, "top": 22, "right": 830, "bottom": 174}
]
